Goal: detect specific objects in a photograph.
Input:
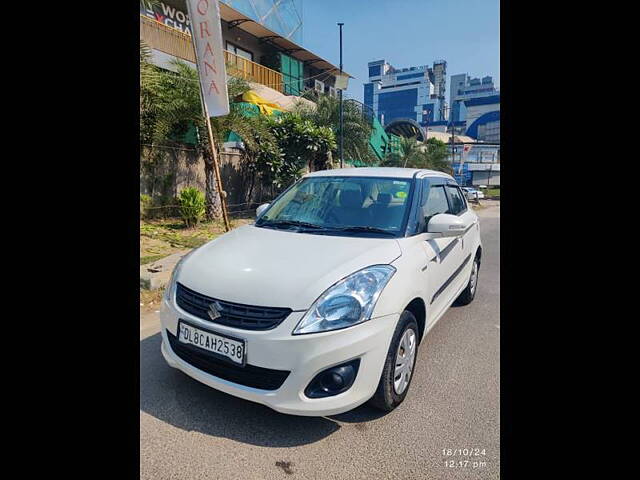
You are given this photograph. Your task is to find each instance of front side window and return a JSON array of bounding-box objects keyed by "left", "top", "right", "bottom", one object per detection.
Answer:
[
  {"left": 446, "top": 185, "right": 467, "bottom": 215},
  {"left": 422, "top": 184, "right": 450, "bottom": 224},
  {"left": 226, "top": 42, "right": 253, "bottom": 62},
  {"left": 256, "top": 176, "right": 414, "bottom": 237}
]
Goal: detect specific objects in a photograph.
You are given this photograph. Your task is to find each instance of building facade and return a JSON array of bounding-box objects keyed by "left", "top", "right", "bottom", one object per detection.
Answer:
[
  {"left": 140, "top": 0, "right": 342, "bottom": 97},
  {"left": 449, "top": 74, "right": 498, "bottom": 122},
  {"left": 363, "top": 59, "right": 448, "bottom": 129},
  {"left": 463, "top": 95, "right": 500, "bottom": 142},
  {"left": 450, "top": 143, "right": 500, "bottom": 187},
  {"left": 219, "top": 0, "right": 303, "bottom": 44},
  {"left": 448, "top": 73, "right": 500, "bottom": 142}
]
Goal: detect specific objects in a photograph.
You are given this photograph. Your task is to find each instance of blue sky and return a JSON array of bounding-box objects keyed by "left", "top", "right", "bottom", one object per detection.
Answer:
[{"left": 301, "top": 0, "right": 500, "bottom": 102}]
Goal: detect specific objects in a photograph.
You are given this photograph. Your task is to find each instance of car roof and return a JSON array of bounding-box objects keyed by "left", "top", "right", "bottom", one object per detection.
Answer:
[{"left": 304, "top": 167, "right": 454, "bottom": 180}]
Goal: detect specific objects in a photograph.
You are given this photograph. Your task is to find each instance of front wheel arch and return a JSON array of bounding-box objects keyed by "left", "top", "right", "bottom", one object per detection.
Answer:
[{"left": 404, "top": 297, "right": 426, "bottom": 343}]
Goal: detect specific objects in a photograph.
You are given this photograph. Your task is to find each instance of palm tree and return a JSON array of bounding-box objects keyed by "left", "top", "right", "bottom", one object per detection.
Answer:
[
  {"left": 381, "top": 136, "right": 422, "bottom": 168},
  {"left": 140, "top": 49, "right": 266, "bottom": 220},
  {"left": 140, "top": 41, "right": 162, "bottom": 144},
  {"left": 381, "top": 136, "right": 453, "bottom": 174},
  {"left": 422, "top": 137, "right": 453, "bottom": 174},
  {"left": 293, "top": 93, "right": 376, "bottom": 166}
]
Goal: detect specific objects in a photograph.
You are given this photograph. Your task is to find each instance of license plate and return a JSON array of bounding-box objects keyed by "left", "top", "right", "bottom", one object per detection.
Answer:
[{"left": 178, "top": 321, "right": 246, "bottom": 365}]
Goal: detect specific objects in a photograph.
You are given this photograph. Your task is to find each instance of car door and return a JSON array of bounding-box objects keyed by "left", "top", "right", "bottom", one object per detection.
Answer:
[
  {"left": 414, "top": 177, "right": 467, "bottom": 325},
  {"left": 441, "top": 182, "right": 478, "bottom": 302}
]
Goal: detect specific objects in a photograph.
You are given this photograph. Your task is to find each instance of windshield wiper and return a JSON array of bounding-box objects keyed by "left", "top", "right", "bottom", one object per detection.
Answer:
[
  {"left": 325, "top": 226, "right": 397, "bottom": 236},
  {"left": 258, "top": 219, "right": 325, "bottom": 230}
]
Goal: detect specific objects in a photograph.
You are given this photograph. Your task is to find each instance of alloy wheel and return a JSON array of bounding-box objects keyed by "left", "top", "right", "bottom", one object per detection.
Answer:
[
  {"left": 469, "top": 259, "right": 479, "bottom": 296},
  {"left": 393, "top": 328, "right": 417, "bottom": 395}
]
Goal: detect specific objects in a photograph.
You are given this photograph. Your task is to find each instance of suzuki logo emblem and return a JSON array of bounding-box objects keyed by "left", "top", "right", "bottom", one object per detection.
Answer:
[{"left": 208, "top": 302, "right": 222, "bottom": 321}]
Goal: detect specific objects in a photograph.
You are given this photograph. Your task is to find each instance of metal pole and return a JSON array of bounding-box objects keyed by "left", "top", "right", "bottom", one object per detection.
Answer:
[
  {"left": 185, "top": 0, "right": 230, "bottom": 232},
  {"left": 203, "top": 102, "right": 231, "bottom": 232},
  {"left": 450, "top": 119, "right": 455, "bottom": 177},
  {"left": 338, "top": 22, "right": 344, "bottom": 168}
]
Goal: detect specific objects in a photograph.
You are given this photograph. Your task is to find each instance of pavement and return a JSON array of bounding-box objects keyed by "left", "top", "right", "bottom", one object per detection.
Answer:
[
  {"left": 140, "top": 202, "right": 500, "bottom": 479},
  {"left": 141, "top": 250, "right": 191, "bottom": 290}
]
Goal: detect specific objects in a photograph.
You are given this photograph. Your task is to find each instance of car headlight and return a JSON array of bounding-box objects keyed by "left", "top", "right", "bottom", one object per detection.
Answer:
[
  {"left": 293, "top": 265, "right": 396, "bottom": 335},
  {"left": 164, "top": 249, "right": 196, "bottom": 301}
]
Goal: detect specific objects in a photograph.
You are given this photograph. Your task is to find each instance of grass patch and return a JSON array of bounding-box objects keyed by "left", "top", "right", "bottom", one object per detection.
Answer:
[
  {"left": 484, "top": 188, "right": 500, "bottom": 198},
  {"left": 140, "top": 288, "right": 165, "bottom": 311},
  {"left": 140, "top": 216, "right": 253, "bottom": 263},
  {"left": 140, "top": 254, "right": 166, "bottom": 265},
  {"left": 140, "top": 222, "right": 216, "bottom": 249}
]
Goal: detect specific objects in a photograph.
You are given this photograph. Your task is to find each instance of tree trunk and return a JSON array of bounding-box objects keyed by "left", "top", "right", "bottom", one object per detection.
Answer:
[
  {"left": 246, "top": 167, "right": 255, "bottom": 205},
  {"left": 203, "top": 148, "right": 223, "bottom": 221}
]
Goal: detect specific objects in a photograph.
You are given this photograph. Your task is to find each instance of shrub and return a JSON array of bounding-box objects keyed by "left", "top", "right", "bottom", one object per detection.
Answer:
[
  {"left": 140, "top": 194, "right": 152, "bottom": 219},
  {"left": 178, "top": 187, "right": 205, "bottom": 227}
]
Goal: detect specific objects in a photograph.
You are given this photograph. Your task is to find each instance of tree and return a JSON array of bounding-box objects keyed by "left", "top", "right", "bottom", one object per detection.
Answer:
[
  {"left": 140, "top": 41, "right": 162, "bottom": 145},
  {"left": 139, "top": 49, "right": 265, "bottom": 220},
  {"left": 422, "top": 137, "right": 453, "bottom": 173},
  {"left": 237, "top": 114, "right": 283, "bottom": 201},
  {"left": 294, "top": 94, "right": 376, "bottom": 165},
  {"left": 381, "top": 136, "right": 422, "bottom": 168},
  {"left": 381, "top": 136, "right": 453, "bottom": 174},
  {"left": 265, "top": 113, "right": 336, "bottom": 188}
]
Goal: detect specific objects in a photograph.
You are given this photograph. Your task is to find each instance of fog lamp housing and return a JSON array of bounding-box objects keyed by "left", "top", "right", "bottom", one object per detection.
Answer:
[{"left": 304, "top": 359, "right": 361, "bottom": 399}]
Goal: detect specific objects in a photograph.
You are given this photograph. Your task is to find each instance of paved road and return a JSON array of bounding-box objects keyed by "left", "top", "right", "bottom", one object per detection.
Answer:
[{"left": 140, "top": 203, "right": 500, "bottom": 479}]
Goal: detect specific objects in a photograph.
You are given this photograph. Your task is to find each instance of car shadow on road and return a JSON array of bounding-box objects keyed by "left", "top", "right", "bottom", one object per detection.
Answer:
[
  {"left": 329, "top": 404, "right": 388, "bottom": 423},
  {"left": 140, "top": 332, "right": 342, "bottom": 447}
]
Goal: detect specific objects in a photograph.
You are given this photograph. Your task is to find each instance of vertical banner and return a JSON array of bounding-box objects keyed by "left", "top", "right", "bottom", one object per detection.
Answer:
[{"left": 185, "top": 0, "right": 230, "bottom": 117}]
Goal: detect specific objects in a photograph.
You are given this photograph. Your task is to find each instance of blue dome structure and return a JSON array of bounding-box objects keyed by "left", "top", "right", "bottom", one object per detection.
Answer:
[{"left": 465, "top": 110, "right": 500, "bottom": 139}]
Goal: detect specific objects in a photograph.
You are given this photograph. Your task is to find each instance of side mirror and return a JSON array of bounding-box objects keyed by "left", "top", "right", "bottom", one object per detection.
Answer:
[
  {"left": 426, "top": 213, "right": 466, "bottom": 238},
  {"left": 256, "top": 203, "right": 270, "bottom": 218}
]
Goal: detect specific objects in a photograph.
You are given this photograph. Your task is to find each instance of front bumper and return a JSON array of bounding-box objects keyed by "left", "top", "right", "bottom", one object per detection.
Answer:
[{"left": 160, "top": 295, "right": 399, "bottom": 416}]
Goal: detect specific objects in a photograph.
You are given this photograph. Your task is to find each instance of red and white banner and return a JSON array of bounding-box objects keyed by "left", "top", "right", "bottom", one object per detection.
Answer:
[{"left": 185, "top": 0, "right": 229, "bottom": 117}]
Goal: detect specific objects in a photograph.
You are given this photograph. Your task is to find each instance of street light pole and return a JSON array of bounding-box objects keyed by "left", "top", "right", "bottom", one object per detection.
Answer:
[
  {"left": 338, "top": 22, "right": 344, "bottom": 168},
  {"left": 449, "top": 109, "right": 455, "bottom": 176}
]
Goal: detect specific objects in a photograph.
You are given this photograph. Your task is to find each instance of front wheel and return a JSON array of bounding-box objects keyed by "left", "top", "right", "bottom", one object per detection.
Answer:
[
  {"left": 369, "top": 311, "right": 419, "bottom": 412},
  {"left": 455, "top": 254, "right": 480, "bottom": 306}
]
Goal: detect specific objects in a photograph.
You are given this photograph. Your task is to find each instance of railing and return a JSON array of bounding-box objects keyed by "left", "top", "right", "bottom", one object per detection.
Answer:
[
  {"left": 140, "top": 15, "right": 195, "bottom": 62},
  {"left": 223, "top": 51, "right": 283, "bottom": 92},
  {"left": 140, "top": 15, "right": 283, "bottom": 92}
]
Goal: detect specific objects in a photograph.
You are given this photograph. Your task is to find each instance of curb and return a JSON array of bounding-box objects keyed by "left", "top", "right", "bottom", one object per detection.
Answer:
[{"left": 140, "top": 249, "right": 191, "bottom": 290}]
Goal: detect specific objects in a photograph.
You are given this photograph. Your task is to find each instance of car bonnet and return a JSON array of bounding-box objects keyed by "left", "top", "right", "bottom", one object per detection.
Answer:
[{"left": 176, "top": 224, "right": 403, "bottom": 311}]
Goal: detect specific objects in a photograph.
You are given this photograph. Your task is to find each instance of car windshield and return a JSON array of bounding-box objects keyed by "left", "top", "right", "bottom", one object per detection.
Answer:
[{"left": 255, "top": 176, "right": 414, "bottom": 237}]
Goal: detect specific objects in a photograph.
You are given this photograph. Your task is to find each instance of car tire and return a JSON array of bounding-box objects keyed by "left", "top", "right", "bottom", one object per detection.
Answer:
[
  {"left": 455, "top": 253, "right": 480, "bottom": 306},
  {"left": 369, "top": 310, "right": 419, "bottom": 412}
]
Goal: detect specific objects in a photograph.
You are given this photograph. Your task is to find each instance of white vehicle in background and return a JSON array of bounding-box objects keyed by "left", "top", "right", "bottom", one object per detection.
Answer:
[
  {"left": 461, "top": 187, "right": 485, "bottom": 201},
  {"left": 160, "top": 168, "right": 482, "bottom": 416}
]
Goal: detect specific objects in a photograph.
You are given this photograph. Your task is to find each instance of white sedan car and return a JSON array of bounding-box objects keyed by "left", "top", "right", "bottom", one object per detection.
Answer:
[
  {"left": 160, "top": 168, "right": 482, "bottom": 416},
  {"left": 461, "top": 187, "right": 485, "bottom": 200}
]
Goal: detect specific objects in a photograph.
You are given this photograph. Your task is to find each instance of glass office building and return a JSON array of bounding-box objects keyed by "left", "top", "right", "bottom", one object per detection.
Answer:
[
  {"left": 364, "top": 59, "right": 448, "bottom": 128},
  {"left": 221, "top": 0, "right": 303, "bottom": 44}
]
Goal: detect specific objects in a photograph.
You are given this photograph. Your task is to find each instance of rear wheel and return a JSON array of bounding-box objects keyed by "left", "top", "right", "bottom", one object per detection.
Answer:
[
  {"left": 455, "top": 253, "right": 480, "bottom": 306},
  {"left": 369, "top": 311, "right": 419, "bottom": 412}
]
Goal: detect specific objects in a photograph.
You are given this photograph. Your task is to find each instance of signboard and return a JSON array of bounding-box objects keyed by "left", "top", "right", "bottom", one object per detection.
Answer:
[
  {"left": 185, "top": 0, "right": 230, "bottom": 117},
  {"left": 140, "top": 1, "right": 192, "bottom": 35},
  {"left": 480, "top": 150, "right": 495, "bottom": 163}
]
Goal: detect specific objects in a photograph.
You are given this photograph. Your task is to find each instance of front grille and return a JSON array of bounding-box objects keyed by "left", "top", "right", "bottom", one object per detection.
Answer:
[
  {"left": 176, "top": 282, "right": 292, "bottom": 330},
  {"left": 166, "top": 330, "right": 290, "bottom": 390}
]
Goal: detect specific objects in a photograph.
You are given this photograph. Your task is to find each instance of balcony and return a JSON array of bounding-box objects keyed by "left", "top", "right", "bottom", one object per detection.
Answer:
[
  {"left": 140, "top": 15, "right": 283, "bottom": 92},
  {"left": 223, "top": 51, "right": 283, "bottom": 93}
]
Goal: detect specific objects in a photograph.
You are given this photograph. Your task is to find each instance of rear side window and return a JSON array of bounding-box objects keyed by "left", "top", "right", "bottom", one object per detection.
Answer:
[
  {"left": 446, "top": 185, "right": 467, "bottom": 215},
  {"left": 422, "top": 185, "right": 449, "bottom": 222}
]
